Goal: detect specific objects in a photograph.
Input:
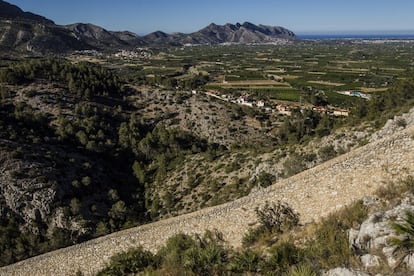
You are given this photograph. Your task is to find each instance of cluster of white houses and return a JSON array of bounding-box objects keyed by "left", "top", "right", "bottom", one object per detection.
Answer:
[
  {"left": 337, "top": 90, "right": 371, "bottom": 100},
  {"left": 113, "top": 49, "right": 152, "bottom": 59},
  {"left": 204, "top": 91, "right": 269, "bottom": 109},
  {"left": 201, "top": 90, "right": 350, "bottom": 117}
]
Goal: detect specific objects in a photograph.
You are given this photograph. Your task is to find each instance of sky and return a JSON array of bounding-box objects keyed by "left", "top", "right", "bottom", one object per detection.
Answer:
[{"left": 6, "top": 0, "right": 414, "bottom": 35}]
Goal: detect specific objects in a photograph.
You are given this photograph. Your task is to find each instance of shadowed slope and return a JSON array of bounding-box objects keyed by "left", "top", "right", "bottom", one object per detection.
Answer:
[{"left": 1, "top": 125, "right": 413, "bottom": 275}]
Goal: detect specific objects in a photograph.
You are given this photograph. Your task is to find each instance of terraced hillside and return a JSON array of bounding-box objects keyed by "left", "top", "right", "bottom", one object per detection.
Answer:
[{"left": 1, "top": 122, "right": 413, "bottom": 276}]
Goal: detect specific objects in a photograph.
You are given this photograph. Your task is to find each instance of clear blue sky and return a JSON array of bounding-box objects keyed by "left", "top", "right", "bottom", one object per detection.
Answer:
[{"left": 6, "top": 0, "right": 414, "bottom": 35}]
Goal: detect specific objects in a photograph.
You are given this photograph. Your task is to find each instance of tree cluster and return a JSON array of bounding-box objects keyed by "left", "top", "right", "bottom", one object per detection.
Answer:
[
  {"left": 278, "top": 109, "right": 336, "bottom": 144},
  {"left": 353, "top": 78, "right": 414, "bottom": 122},
  {"left": 0, "top": 58, "right": 123, "bottom": 98}
]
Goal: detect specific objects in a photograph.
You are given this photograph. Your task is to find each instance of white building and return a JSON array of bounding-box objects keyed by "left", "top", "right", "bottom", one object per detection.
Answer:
[{"left": 257, "top": 100, "right": 265, "bottom": 108}]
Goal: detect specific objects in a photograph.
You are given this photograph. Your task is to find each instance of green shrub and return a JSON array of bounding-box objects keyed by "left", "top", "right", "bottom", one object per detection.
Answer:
[
  {"left": 388, "top": 210, "right": 414, "bottom": 269},
  {"left": 318, "top": 145, "right": 337, "bottom": 161},
  {"left": 182, "top": 240, "right": 227, "bottom": 275},
  {"left": 97, "top": 246, "right": 157, "bottom": 275},
  {"left": 302, "top": 200, "right": 368, "bottom": 269},
  {"left": 256, "top": 201, "right": 299, "bottom": 233},
  {"left": 156, "top": 230, "right": 228, "bottom": 275},
  {"left": 288, "top": 264, "right": 318, "bottom": 276},
  {"left": 395, "top": 118, "right": 407, "bottom": 128},
  {"left": 260, "top": 241, "right": 303, "bottom": 274},
  {"left": 242, "top": 226, "right": 266, "bottom": 247},
  {"left": 243, "top": 201, "right": 299, "bottom": 248},
  {"left": 253, "top": 172, "right": 276, "bottom": 188},
  {"left": 401, "top": 176, "right": 414, "bottom": 194},
  {"left": 228, "top": 249, "right": 261, "bottom": 273},
  {"left": 283, "top": 153, "right": 307, "bottom": 177}
]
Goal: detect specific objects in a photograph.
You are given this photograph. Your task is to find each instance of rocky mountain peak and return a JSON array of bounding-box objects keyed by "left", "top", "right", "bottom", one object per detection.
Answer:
[
  {"left": 241, "top": 21, "right": 258, "bottom": 30},
  {"left": 0, "top": 0, "right": 296, "bottom": 52},
  {"left": 0, "top": 0, "right": 53, "bottom": 24},
  {"left": 145, "top": 30, "right": 170, "bottom": 39}
]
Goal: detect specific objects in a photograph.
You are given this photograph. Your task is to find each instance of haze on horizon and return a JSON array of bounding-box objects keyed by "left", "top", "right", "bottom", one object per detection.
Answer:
[{"left": 6, "top": 0, "right": 414, "bottom": 35}]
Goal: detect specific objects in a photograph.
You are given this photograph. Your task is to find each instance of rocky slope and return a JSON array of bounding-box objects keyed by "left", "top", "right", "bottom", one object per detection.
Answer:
[
  {"left": 0, "top": 0, "right": 88, "bottom": 54},
  {"left": 0, "top": 0, "right": 295, "bottom": 54},
  {"left": 193, "top": 22, "right": 296, "bottom": 44},
  {"left": 0, "top": 0, "right": 52, "bottom": 24},
  {"left": 0, "top": 76, "right": 282, "bottom": 266},
  {"left": 65, "top": 23, "right": 146, "bottom": 48},
  {"left": 162, "top": 108, "right": 414, "bottom": 217},
  {"left": 1, "top": 115, "right": 413, "bottom": 275},
  {"left": 132, "top": 90, "right": 276, "bottom": 148},
  {"left": 144, "top": 22, "right": 296, "bottom": 45},
  {"left": 349, "top": 197, "right": 414, "bottom": 273},
  {"left": 1, "top": 72, "right": 412, "bottom": 265},
  {"left": 0, "top": 0, "right": 144, "bottom": 53}
]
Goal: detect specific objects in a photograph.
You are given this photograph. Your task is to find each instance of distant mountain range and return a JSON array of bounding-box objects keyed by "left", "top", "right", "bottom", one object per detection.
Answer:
[
  {"left": 142, "top": 22, "right": 295, "bottom": 46},
  {"left": 0, "top": 0, "right": 296, "bottom": 54}
]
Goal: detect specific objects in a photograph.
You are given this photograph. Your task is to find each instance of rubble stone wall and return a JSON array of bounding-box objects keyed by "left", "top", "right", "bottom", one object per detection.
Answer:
[{"left": 1, "top": 126, "right": 414, "bottom": 276}]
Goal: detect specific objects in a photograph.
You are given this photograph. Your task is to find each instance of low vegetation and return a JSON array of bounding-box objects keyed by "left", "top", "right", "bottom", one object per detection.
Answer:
[
  {"left": 99, "top": 177, "right": 414, "bottom": 275},
  {"left": 1, "top": 40, "right": 414, "bottom": 268},
  {"left": 388, "top": 210, "right": 414, "bottom": 269}
]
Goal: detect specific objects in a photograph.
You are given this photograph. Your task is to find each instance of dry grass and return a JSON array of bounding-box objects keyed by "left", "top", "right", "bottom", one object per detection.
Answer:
[
  {"left": 333, "top": 68, "right": 370, "bottom": 73},
  {"left": 143, "top": 66, "right": 182, "bottom": 71},
  {"left": 278, "top": 75, "right": 300, "bottom": 79},
  {"left": 334, "top": 60, "right": 365, "bottom": 64},
  {"left": 380, "top": 67, "right": 406, "bottom": 72},
  {"left": 265, "top": 69, "right": 286, "bottom": 73},
  {"left": 68, "top": 56, "right": 105, "bottom": 64},
  {"left": 308, "top": 80, "right": 345, "bottom": 86},
  {"left": 308, "top": 71, "right": 327, "bottom": 75},
  {"left": 359, "top": 87, "right": 388, "bottom": 93},
  {"left": 208, "top": 80, "right": 289, "bottom": 87}
]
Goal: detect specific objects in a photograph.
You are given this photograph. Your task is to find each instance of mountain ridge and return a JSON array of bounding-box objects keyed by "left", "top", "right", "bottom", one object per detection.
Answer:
[
  {"left": 0, "top": 0, "right": 53, "bottom": 24},
  {"left": 143, "top": 21, "right": 296, "bottom": 45},
  {"left": 0, "top": 0, "right": 295, "bottom": 53}
]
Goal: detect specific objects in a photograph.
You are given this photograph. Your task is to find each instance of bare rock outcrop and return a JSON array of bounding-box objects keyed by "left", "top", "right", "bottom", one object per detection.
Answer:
[
  {"left": 323, "top": 267, "right": 370, "bottom": 276},
  {"left": 349, "top": 197, "right": 414, "bottom": 271},
  {"left": 1, "top": 122, "right": 413, "bottom": 275},
  {"left": 0, "top": 150, "right": 56, "bottom": 234},
  {"left": 370, "top": 107, "right": 414, "bottom": 142}
]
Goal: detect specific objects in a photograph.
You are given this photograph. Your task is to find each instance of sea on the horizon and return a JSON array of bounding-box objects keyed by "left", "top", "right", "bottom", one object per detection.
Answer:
[{"left": 297, "top": 33, "right": 414, "bottom": 40}]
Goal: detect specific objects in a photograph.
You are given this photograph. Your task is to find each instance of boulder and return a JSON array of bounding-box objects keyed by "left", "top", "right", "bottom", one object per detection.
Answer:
[
  {"left": 349, "top": 197, "right": 414, "bottom": 270},
  {"left": 403, "top": 253, "right": 414, "bottom": 271},
  {"left": 323, "top": 267, "right": 370, "bottom": 276},
  {"left": 360, "top": 254, "right": 381, "bottom": 269}
]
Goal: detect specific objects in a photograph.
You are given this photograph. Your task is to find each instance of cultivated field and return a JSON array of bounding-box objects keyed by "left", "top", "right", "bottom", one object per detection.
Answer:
[{"left": 108, "top": 40, "right": 414, "bottom": 109}]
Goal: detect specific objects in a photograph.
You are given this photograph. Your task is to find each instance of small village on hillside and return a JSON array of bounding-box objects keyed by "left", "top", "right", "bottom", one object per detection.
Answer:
[
  {"left": 202, "top": 89, "right": 352, "bottom": 117},
  {"left": 3, "top": 0, "right": 414, "bottom": 275}
]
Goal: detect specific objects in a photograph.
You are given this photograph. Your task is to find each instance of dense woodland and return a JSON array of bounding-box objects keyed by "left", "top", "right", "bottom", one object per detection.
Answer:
[{"left": 0, "top": 43, "right": 414, "bottom": 267}]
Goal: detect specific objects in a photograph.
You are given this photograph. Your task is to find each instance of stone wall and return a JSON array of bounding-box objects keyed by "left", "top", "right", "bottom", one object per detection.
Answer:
[{"left": 1, "top": 126, "right": 414, "bottom": 276}]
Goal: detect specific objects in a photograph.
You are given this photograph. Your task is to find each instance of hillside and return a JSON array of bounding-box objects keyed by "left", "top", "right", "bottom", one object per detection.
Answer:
[
  {"left": 1, "top": 117, "right": 413, "bottom": 275},
  {"left": 192, "top": 22, "right": 296, "bottom": 44},
  {"left": 1, "top": 45, "right": 414, "bottom": 268},
  {"left": 0, "top": 4, "right": 414, "bottom": 272},
  {"left": 0, "top": 0, "right": 141, "bottom": 54},
  {"left": 0, "top": 0, "right": 52, "bottom": 24},
  {"left": 143, "top": 22, "right": 296, "bottom": 45},
  {"left": 0, "top": 0, "right": 295, "bottom": 54},
  {"left": 0, "top": 57, "right": 318, "bottom": 266}
]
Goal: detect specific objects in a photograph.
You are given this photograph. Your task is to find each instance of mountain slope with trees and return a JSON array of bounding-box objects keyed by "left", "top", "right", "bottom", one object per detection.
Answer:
[
  {"left": 0, "top": 0, "right": 295, "bottom": 54},
  {"left": 0, "top": 53, "right": 414, "bottom": 267}
]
